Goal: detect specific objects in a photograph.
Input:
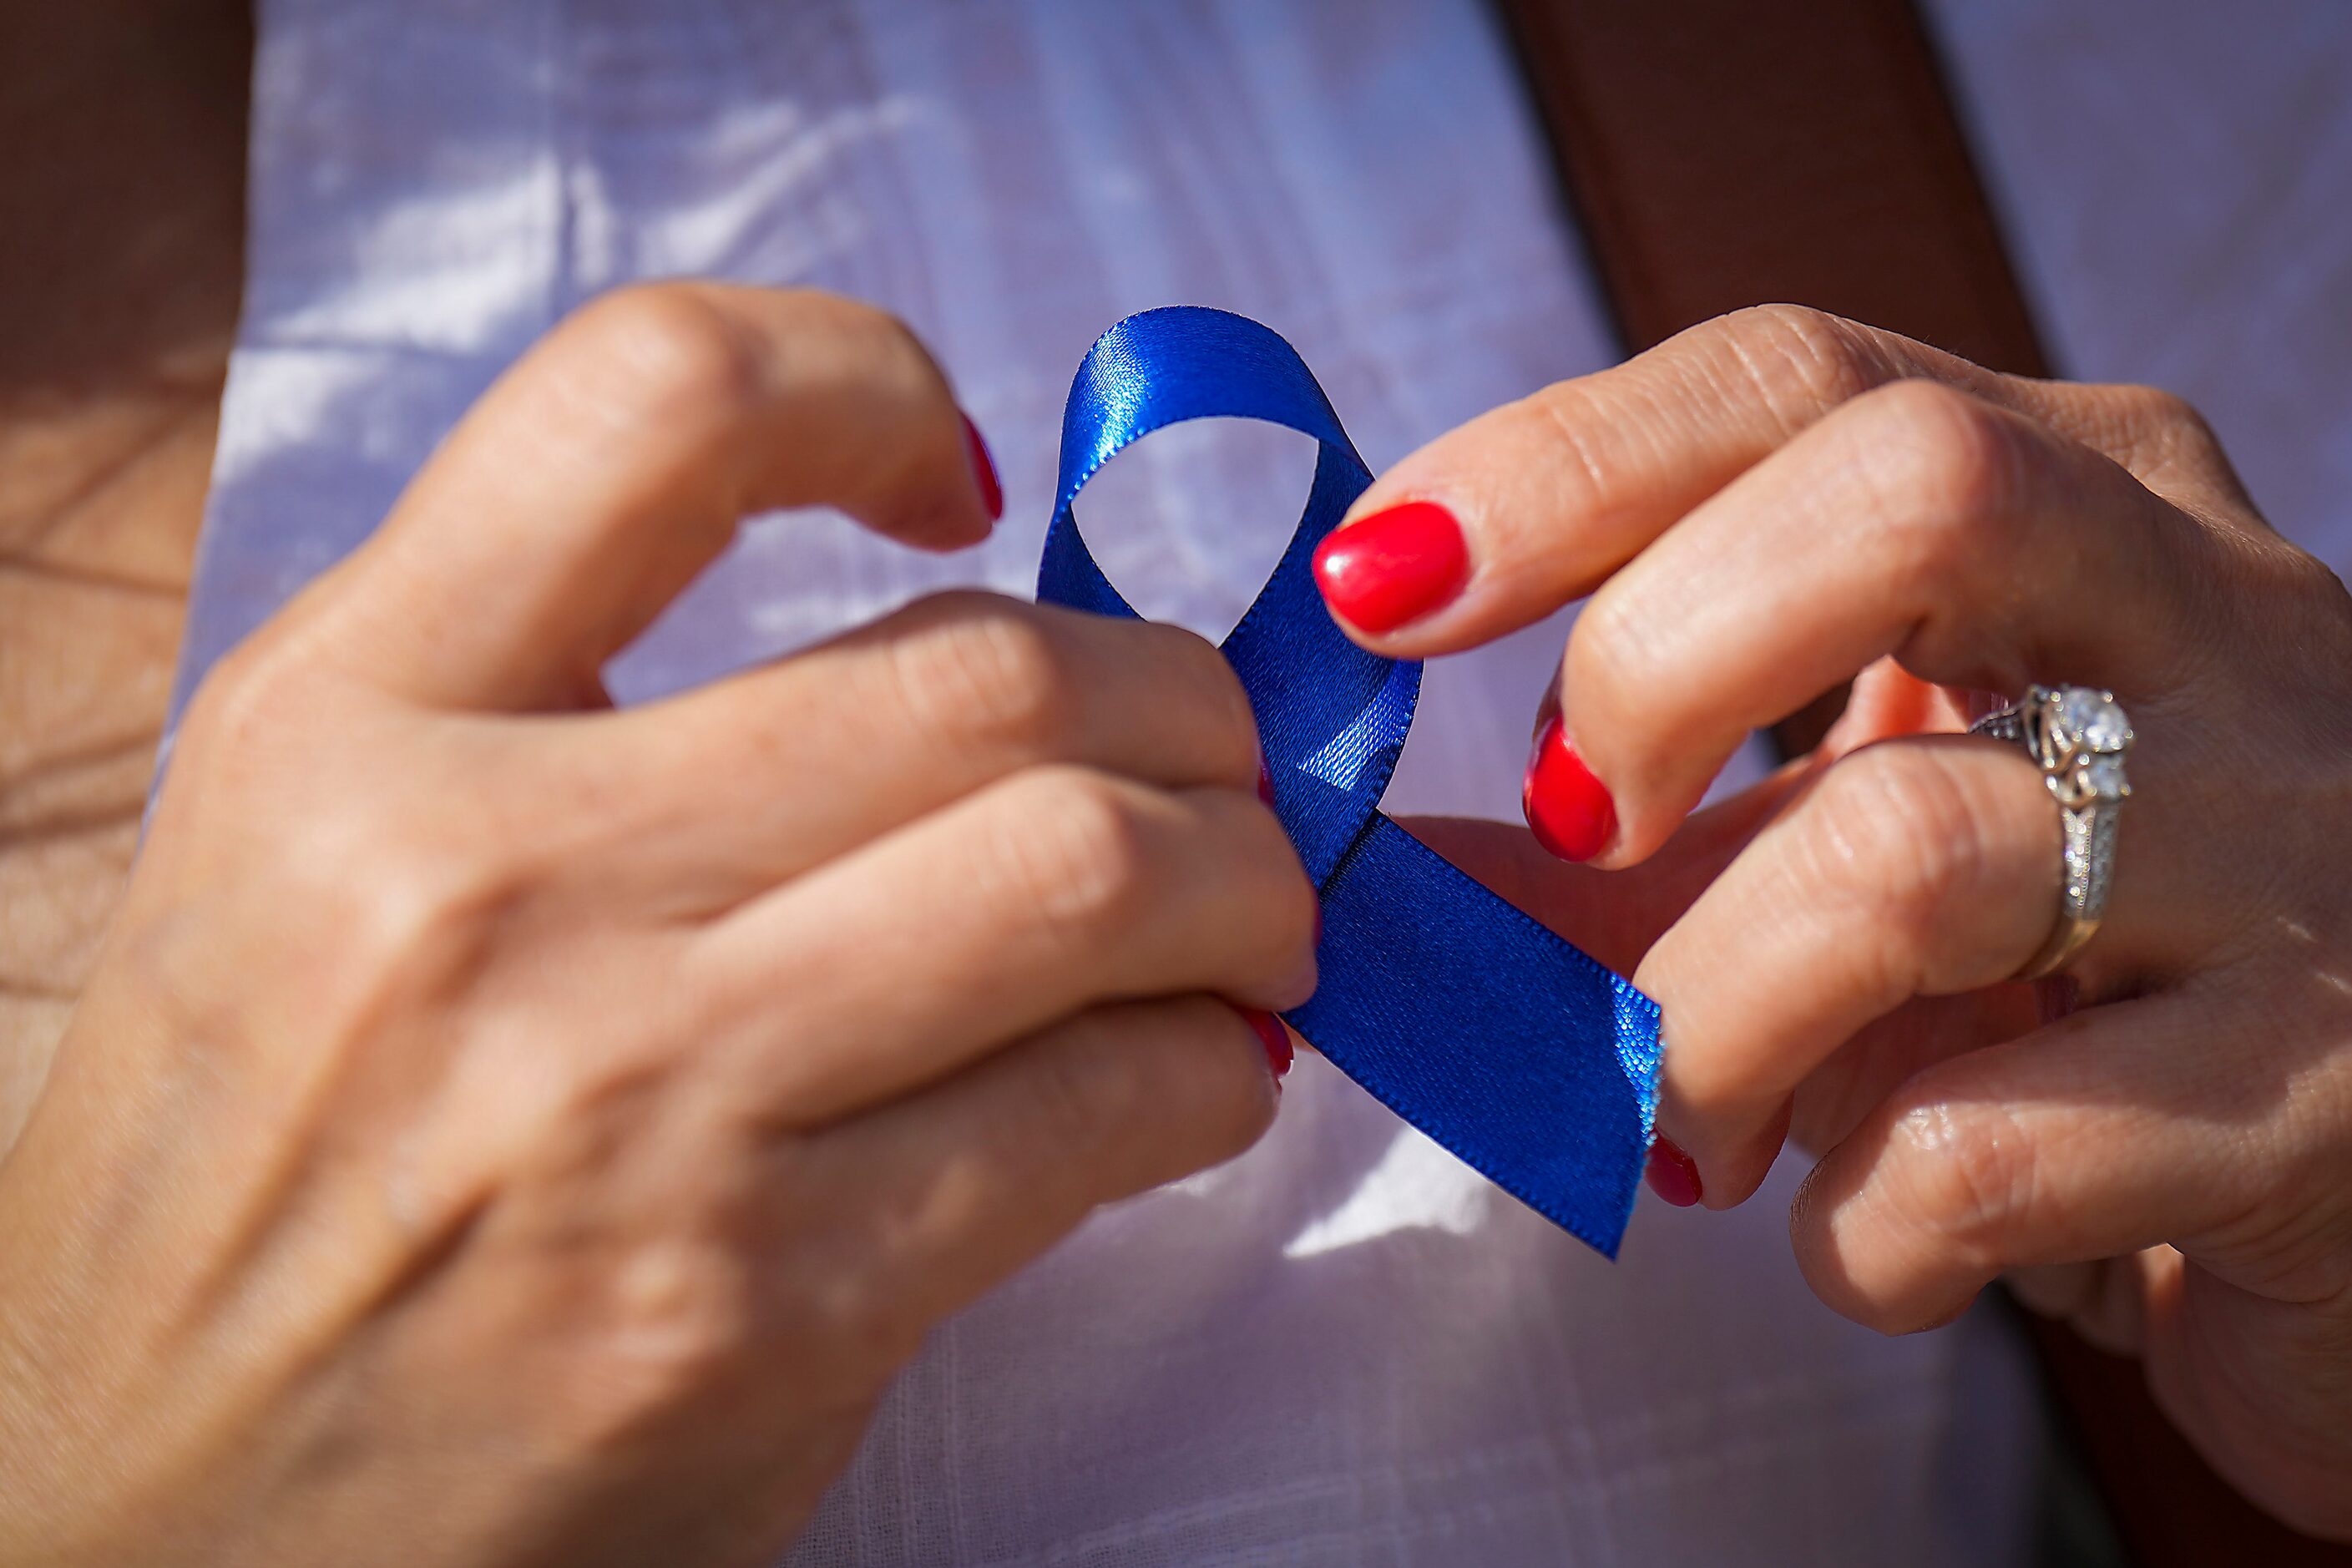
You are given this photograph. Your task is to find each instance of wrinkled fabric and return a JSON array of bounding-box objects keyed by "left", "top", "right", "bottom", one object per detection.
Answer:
[{"left": 176, "top": 0, "right": 2352, "bottom": 1561}]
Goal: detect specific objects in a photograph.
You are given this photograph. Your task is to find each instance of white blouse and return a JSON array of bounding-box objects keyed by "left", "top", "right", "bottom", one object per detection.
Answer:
[{"left": 180, "top": 2, "right": 2352, "bottom": 1561}]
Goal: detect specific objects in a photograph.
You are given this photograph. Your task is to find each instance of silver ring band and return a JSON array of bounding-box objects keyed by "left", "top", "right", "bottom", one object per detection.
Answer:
[{"left": 1969, "top": 685, "right": 2133, "bottom": 979}]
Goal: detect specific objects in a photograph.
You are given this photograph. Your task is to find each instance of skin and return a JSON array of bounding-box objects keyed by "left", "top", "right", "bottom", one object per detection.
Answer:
[
  {"left": 0, "top": 0, "right": 250, "bottom": 1143},
  {"left": 3, "top": 8, "right": 2339, "bottom": 1555},
  {"left": 0, "top": 284, "right": 1317, "bottom": 1565},
  {"left": 1328, "top": 304, "right": 2352, "bottom": 1538}
]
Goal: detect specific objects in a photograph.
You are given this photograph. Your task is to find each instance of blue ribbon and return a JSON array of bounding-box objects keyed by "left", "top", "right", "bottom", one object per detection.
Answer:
[{"left": 1039, "top": 306, "right": 1661, "bottom": 1257}]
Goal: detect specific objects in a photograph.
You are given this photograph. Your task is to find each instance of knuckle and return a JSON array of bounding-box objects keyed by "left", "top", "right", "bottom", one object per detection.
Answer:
[
  {"left": 1510, "top": 384, "right": 1616, "bottom": 518},
  {"left": 1884, "top": 1096, "right": 2041, "bottom": 1269},
  {"left": 180, "top": 690, "right": 508, "bottom": 973},
  {"left": 243, "top": 754, "right": 535, "bottom": 1021},
  {"left": 313, "top": 806, "right": 513, "bottom": 988},
  {"left": 175, "top": 640, "right": 302, "bottom": 773},
  {"left": 2106, "top": 384, "right": 2235, "bottom": 483},
  {"left": 759, "top": 292, "right": 950, "bottom": 454},
  {"left": 1858, "top": 380, "right": 2026, "bottom": 529},
  {"left": 781, "top": 288, "right": 935, "bottom": 378},
  {"left": 1717, "top": 303, "right": 1886, "bottom": 417},
  {"left": 1834, "top": 382, "right": 2041, "bottom": 615},
  {"left": 2097, "top": 382, "right": 2214, "bottom": 447},
  {"left": 1024, "top": 1030, "right": 1125, "bottom": 1156},
  {"left": 992, "top": 769, "right": 1158, "bottom": 943},
  {"left": 152, "top": 678, "right": 540, "bottom": 1074},
  {"left": 1567, "top": 589, "right": 1675, "bottom": 737},
  {"left": 1803, "top": 748, "right": 2005, "bottom": 948},
  {"left": 519, "top": 1123, "right": 875, "bottom": 1441},
  {"left": 604, "top": 1232, "right": 757, "bottom": 1381},
  {"left": 558, "top": 1235, "right": 763, "bottom": 1449},
  {"left": 561, "top": 283, "right": 767, "bottom": 430},
  {"left": 837, "top": 301, "right": 939, "bottom": 393},
  {"left": 890, "top": 594, "right": 1080, "bottom": 755},
  {"left": 763, "top": 1172, "right": 943, "bottom": 1397}
]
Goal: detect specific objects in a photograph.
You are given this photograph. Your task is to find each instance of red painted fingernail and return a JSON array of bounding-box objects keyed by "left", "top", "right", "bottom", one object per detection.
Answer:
[
  {"left": 1522, "top": 716, "right": 1615, "bottom": 862},
  {"left": 1312, "top": 500, "right": 1469, "bottom": 633},
  {"left": 1646, "top": 1137, "right": 1702, "bottom": 1207},
  {"left": 959, "top": 412, "right": 1003, "bottom": 522},
  {"left": 1257, "top": 755, "right": 1276, "bottom": 807},
  {"left": 1235, "top": 1006, "right": 1293, "bottom": 1081}
]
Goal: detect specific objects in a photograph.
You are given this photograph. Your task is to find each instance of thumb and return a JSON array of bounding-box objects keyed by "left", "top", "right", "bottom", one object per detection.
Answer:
[{"left": 1394, "top": 761, "right": 1802, "bottom": 977}]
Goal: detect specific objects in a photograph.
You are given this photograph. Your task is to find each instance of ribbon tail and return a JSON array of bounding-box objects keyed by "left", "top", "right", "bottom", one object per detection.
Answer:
[{"left": 1287, "top": 815, "right": 1663, "bottom": 1257}]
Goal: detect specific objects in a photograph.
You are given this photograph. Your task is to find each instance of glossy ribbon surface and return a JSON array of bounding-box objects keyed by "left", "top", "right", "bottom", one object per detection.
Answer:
[{"left": 1039, "top": 306, "right": 1660, "bottom": 1256}]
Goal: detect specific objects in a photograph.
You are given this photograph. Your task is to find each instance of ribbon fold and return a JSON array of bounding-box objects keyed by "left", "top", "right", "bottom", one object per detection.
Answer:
[{"left": 1039, "top": 307, "right": 1661, "bottom": 1257}]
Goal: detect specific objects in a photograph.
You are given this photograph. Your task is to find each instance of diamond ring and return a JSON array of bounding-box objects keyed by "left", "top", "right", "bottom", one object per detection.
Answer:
[{"left": 1969, "top": 685, "right": 2132, "bottom": 979}]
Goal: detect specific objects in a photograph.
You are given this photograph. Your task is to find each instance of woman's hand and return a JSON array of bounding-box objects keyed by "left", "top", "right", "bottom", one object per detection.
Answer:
[
  {"left": 0, "top": 284, "right": 1316, "bottom": 1566},
  {"left": 1318, "top": 306, "right": 2352, "bottom": 1536}
]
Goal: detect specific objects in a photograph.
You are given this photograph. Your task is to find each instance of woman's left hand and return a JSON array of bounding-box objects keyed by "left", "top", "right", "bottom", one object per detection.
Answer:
[{"left": 1315, "top": 306, "right": 2352, "bottom": 1537}]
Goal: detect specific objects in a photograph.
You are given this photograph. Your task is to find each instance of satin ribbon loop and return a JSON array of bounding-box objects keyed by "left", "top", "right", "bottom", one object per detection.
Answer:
[{"left": 1039, "top": 306, "right": 1661, "bottom": 1257}]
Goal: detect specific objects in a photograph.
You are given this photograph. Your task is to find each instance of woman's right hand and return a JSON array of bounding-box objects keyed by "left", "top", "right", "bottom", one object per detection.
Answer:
[{"left": 0, "top": 285, "right": 1317, "bottom": 1567}]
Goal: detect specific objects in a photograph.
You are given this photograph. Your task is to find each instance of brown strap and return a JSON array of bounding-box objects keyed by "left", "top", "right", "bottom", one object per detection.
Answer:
[
  {"left": 1488, "top": 3, "right": 2352, "bottom": 1563},
  {"left": 1489, "top": 0, "right": 2047, "bottom": 375}
]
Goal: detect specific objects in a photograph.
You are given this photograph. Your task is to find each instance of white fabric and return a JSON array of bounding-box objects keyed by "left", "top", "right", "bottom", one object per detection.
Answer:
[{"left": 178, "top": 1, "right": 2352, "bottom": 1561}]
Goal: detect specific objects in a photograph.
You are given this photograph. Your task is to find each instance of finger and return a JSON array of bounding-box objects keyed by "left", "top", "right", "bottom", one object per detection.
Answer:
[
  {"left": 1390, "top": 752, "right": 1810, "bottom": 976},
  {"left": 567, "top": 593, "right": 1261, "bottom": 910},
  {"left": 1317, "top": 305, "right": 2006, "bottom": 647},
  {"left": 1556, "top": 380, "right": 2219, "bottom": 863},
  {"left": 1788, "top": 993, "right": 2268, "bottom": 1335},
  {"left": 1636, "top": 735, "right": 2059, "bottom": 1205},
  {"left": 790, "top": 996, "right": 1279, "bottom": 1330},
  {"left": 1783, "top": 983, "right": 2048, "bottom": 1161},
  {"left": 1314, "top": 306, "right": 2249, "bottom": 659},
  {"left": 687, "top": 767, "right": 1318, "bottom": 1124},
  {"left": 282, "top": 283, "right": 995, "bottom": 711}
]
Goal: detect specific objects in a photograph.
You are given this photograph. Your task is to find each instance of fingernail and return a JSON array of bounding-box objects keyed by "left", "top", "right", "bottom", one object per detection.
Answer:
[
  {"left": 959, "top": 412, "right": 1004, "bottom": 522},
  {"left": 1312, "top": 500, "right": 1469, "bottom": 633},
  {"left": 1235, "top": 1006, "right": 1293, "bottom": 1082},
  {"left": 1257, "top": 754, "right": 1276, "bottom": 807},
  {"left": 1645, "top": 1136, "right": 1702, "bottom": 1207},
  {"left": 1522, "top": 715, "right": 1616, "bottom": 862}
]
